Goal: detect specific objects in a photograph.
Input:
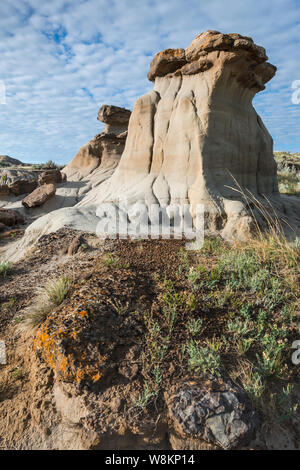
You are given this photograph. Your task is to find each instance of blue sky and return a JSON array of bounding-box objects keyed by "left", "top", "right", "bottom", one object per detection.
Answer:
[{"left": 0, "top": 0, "right": 299, "bottom": 164}]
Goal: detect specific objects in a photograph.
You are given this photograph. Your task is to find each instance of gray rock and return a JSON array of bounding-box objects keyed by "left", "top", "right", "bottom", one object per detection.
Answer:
[{"left": 167, "top": 376, "right": 259, "bottom": 449}]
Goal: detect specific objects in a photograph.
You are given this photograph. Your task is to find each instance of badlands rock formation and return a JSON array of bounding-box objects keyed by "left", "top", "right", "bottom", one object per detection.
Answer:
[{"left": 62, "top": 104, "right": 131, "bottom": 182}]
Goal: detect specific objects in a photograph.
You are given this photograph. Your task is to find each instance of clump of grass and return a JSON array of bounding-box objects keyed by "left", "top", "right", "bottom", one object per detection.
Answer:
[
  {"left": 43, "top": 276, "right": 72, "bottom": 306},
  {"left": 0, "top": 261, "right": 11, "bottom": 277},
  {"left": 104, "top": 253, "right": 119, "bottom": 267},
  {"left": 20, "top": 276, "right": 72, "bottom": 332}
]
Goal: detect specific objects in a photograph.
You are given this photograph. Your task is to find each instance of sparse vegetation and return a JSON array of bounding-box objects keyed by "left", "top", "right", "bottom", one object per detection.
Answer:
[
  {"left": 0, "top": 261, "right": 11, "bottom": 277},
  {"left": 136, "top": 233, "right": 299, "bottom": 423}
]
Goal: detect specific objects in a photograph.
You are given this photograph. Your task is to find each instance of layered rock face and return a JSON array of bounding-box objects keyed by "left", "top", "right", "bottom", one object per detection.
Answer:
[
  {"left": 83, "top": 30, "right": 299, "bottom": 239},
  {"left": 62, "top": 105, "right": 131, "bottom": 182}
]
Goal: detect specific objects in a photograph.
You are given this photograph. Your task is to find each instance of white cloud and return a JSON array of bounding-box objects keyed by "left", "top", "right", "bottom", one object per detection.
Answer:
[{"left": 0, "top": 0, "right": 299, "bottom": 164}]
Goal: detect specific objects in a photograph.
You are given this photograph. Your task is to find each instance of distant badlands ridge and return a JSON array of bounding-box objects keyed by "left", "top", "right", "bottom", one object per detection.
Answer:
[{"left": 0, "top": 155, "right": 25, "bottom": 166}]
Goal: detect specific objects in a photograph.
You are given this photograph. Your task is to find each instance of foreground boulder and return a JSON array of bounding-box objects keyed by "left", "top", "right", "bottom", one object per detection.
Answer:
[
  {"left": 166, "top": 377, "right": 259, "bottom": 450},
  {"left": 22, "top": 184, "right": 56, "bottom": 208},
  {"left": 62, "top": 104, "right": 131, "bottom": 181},
  {"left": 38, "top": 169, "right": 62, "bottom": 185}
]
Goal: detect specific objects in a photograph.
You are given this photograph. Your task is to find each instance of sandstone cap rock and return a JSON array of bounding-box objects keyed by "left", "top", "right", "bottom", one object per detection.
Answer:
[
  {"left": 148, "top": 30, "right": 276, "bottom": 89},
  {"left": 148, "top": 48, "right": 187, "bottom": 81}
]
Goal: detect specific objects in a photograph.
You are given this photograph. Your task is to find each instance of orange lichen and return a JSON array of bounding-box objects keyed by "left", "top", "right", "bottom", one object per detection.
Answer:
[
  {"left": 79, "top": 310, "right": 88, "bottom": 318},
  {"left": 34, "top": 314, "right": 106, "bottom": 386}
]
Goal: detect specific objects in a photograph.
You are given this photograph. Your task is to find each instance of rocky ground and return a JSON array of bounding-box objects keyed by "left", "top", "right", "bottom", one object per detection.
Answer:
[{"left": 0, "top": 229, "right": 299, "bottom": 450}]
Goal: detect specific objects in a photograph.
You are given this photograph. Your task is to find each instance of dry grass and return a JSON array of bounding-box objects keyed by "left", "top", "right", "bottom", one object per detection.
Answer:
[
  {"left": 20, "top": 276, "right": 72, "bottom": 333},
  {"left": 226, "top": 175, "right": 300, "bottom": 269}
]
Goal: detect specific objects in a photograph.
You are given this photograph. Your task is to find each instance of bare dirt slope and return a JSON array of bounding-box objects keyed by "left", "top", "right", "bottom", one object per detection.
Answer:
[{"left": 0, "top": 230, "right": 299, "bottom": 450}]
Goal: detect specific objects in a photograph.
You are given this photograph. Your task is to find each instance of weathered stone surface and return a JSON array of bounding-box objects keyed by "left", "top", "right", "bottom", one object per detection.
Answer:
[
  {"left": 22, "top": 184, "right": 56, "bottom": 209},
  {"left": 62, "top": 104, "right": 131, "bottom": 182},
  {"left": 97, "top": 104, "right": 131, "bottom": 127},
  {"left": 38, "top": 169, "right": 62, "bottom": 185},
  {"left": 166, "top": 377, "right": 259, "bottom": 450},
  {"left": 148, "top": 48, "right": 187, "bottom": 81},
  {"left": 147, "top": 31, "right": 273, "bottom": 92},
  {"left": 9, "top": 179, "right": 38, "bottom": 196},
  {"left": 59, "top": 234, "right": 86, "bottom": 256},
  {"left": 8, "top": 31, "right": 299, "bottom": 247},
  {"left": 0, "top": 208, "right": 25, "bottom": 226}
]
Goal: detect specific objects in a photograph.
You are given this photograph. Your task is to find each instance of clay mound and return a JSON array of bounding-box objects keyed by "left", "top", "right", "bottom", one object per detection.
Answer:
[{"left": 62, "top": 104, "right": 131, "bottom": 182}]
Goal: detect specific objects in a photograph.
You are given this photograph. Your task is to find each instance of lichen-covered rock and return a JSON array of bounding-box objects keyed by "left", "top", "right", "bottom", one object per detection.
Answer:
[
  {"left": 166, "top": 377, "right": 259, "bottom": 450},
  {"left": 38, "top": 169, "right": 62, "bottom": 185},
  {"left": 22, "top": 184, "right": 56, "bottom": 208}
]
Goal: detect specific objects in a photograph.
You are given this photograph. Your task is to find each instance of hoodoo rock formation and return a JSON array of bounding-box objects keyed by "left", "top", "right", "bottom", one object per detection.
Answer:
[
  {"left": 80, "top": 30, "right": 299, "bottom": 240},
  {"left": 62, "top": 104, "right": 131, "bottom": 182}
]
